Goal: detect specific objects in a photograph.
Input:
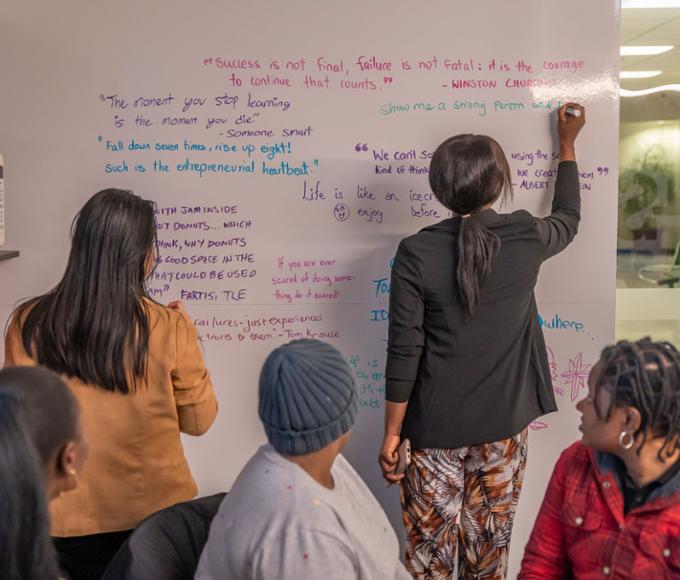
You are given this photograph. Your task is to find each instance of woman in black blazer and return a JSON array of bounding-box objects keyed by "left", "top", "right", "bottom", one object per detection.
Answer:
[{"left": 380, "top": 103, "right": 586, "bottom": 578}]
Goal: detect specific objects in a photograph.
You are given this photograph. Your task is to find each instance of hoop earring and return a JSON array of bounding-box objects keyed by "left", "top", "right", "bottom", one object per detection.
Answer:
[{"left": 619, "top": 431, "right": 634, "bottom": 450}]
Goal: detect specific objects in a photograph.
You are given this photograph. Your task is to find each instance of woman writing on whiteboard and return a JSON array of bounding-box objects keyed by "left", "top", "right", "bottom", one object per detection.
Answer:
[
  {"left": 4, "top": 189, "right": 218, "bottom": 580},
  {"left": 379, "top": 103, "right": 586, "bottom": 578}
]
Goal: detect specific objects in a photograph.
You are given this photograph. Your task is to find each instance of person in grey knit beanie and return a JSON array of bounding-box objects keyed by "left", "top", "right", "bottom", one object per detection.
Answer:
[
  {"left": 258, "top": 338, "right": 358, "bottom": 456},
  {"left": 196, "top": 338, "right": 411, "bottom": 580}
]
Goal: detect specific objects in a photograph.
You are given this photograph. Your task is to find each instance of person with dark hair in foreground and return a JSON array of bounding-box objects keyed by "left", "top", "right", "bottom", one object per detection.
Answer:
[
  {"left": 0, "top": 366, "right": 85, "bottom": 580},
  {"left": 380, "top": 103, "right": 586, "bottom": 578},
  {"left": 520, "top": 338, "right": 680, "bottom": 578},
  {"left": 197, "top": 339, "right": 410, "bottom": 580},
  {"left": 4, "top": 188, "right": 218, "bottom": 580}
]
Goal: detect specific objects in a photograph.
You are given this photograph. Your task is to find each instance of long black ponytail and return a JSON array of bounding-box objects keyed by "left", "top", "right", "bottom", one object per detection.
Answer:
[{"left": 429, "top": 135, "right": 512, "bottom": 315}]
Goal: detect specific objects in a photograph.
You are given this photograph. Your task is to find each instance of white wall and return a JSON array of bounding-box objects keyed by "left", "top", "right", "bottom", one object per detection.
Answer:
[{"left": 0, "top": 1, "right": 620, "bottom": 575}]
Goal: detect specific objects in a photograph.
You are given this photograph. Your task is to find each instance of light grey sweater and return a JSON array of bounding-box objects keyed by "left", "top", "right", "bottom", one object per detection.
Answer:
[{"left": 195, "top": 445, "right": 410, "bottom": 580}]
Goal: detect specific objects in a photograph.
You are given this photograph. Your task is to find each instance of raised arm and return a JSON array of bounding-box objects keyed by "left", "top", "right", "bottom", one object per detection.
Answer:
[{"left": 536, "top": 102, "right": 586, "bottom": 260}]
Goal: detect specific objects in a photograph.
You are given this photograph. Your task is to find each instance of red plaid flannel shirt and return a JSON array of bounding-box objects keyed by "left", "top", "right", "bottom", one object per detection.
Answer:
[{"left": 519, "top": 442, "right": 680, "bottom": 579}]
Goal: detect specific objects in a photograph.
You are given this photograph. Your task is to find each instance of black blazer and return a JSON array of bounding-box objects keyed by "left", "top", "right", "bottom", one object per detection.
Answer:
[{"left": 386, "top": 161, "right": 580, "bottom": 449}]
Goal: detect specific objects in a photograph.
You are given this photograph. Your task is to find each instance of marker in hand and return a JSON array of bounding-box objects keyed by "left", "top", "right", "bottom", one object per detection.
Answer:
[{"left": 565, "top": 106, "right": 582, "bottom": 117}]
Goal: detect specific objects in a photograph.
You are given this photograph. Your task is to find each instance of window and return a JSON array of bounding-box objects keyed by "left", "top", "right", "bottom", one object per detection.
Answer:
[{"left": 617, "top": 5, "right": 680, "bottom": 344}]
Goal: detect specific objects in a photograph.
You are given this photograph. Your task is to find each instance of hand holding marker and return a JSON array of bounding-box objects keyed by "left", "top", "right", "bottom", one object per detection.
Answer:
[{"left": 558, "top": 102, "right": 585, "bottom": 163}]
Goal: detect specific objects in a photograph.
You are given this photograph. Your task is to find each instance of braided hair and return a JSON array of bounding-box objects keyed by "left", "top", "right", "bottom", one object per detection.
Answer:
[{"left": 595, "top": 338, "right": 680, "bottom": 460}]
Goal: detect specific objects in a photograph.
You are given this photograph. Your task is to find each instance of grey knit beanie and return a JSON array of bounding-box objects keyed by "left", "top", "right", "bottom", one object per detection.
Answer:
[{"left": 258, "top": 339, "right": 358, "bottom": 456}]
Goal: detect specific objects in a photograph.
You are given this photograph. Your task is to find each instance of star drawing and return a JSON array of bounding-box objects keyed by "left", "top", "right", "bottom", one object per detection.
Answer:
[{"left": 561, "top": 352, "right": 591, "bottom": 402}]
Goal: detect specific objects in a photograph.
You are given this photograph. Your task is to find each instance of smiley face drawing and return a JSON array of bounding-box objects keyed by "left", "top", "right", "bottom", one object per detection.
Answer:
[{"left": 333, "top": 203, "right": 350, "bottom": 222}]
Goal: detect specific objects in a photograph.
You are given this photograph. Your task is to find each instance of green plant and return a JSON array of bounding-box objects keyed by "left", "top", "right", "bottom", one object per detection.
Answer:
[{"left": 619, "top": 144, "right": 676, "bottom": 241}]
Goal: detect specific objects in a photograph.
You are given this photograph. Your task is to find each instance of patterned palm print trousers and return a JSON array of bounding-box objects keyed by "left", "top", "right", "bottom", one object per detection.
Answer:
[{"left": 400, "top": 429, "right": 528, "bottom": 579}]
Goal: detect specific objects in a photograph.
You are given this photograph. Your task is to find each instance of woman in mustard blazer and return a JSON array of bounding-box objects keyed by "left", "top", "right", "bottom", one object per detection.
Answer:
[{"left": 4, "top": 189, "right": 218, "bottom": 580}]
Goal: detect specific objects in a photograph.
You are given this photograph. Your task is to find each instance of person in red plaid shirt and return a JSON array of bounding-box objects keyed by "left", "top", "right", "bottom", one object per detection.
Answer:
[{"left": 520, "top": 338, "right": 680, "bottom": 578}]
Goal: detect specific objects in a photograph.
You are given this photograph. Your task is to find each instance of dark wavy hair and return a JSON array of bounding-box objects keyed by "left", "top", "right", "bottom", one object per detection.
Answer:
[
  {"left": 15, "top": 189, "right": 158, "bottom": 393},
  {"left": 0, "top": 391, "right": 61, "bottom": 580},
  {"left": 429, "top": 134, "right": 512, "bottom": 316},
  {"left": 595, "top": 338, "right": 680, "bottom": 460}
]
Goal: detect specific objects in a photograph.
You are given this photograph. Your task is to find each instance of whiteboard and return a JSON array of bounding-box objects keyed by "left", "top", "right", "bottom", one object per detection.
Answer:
[{"left": 0, "top": 1, "right": 620, "bottom": 575}]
